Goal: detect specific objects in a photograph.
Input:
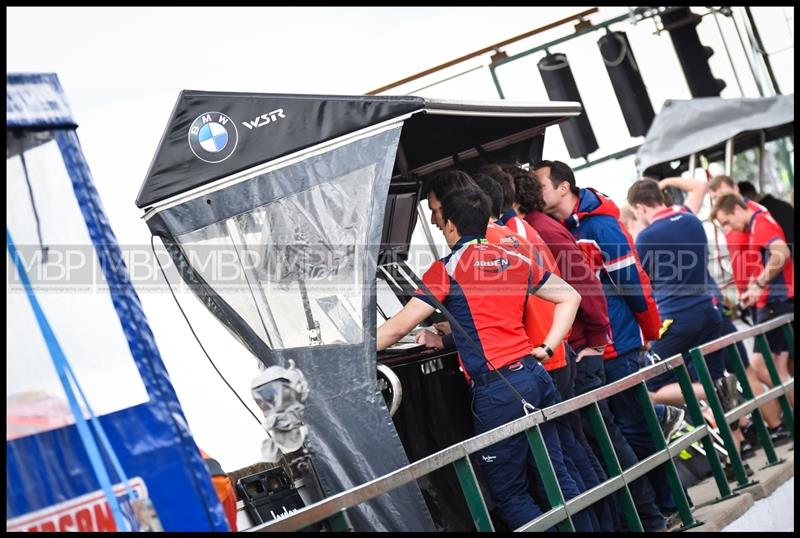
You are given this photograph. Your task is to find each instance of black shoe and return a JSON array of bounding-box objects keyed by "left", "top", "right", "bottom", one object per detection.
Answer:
[
  {"left": 768, "top": 424, "right": 793, "bottom": 447},
  {"left": 724, "top": 461, "right": 754, "bottom": 481},
  {"left": 742, "top": 421, "right": 760, "bottom": 449},
  {"left": 745, "top": 461, "right": 754, "bottom": 477}
]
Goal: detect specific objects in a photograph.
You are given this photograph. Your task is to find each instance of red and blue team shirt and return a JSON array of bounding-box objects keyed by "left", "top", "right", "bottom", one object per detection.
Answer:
[
  {"left": 635, "top": 205, "right": 717, "bottom": 316},
  {"left": 485, "top": 221, "right": 568, "bottom": 371},
  {"left": 749, "top": 209, "right": 794, "bottom": 308},
  {"left": 725, "top": 198, "right": 766, "bottom": 293},
  {"left": 414, "top": 235, "right": 551, "bottom": 380}
]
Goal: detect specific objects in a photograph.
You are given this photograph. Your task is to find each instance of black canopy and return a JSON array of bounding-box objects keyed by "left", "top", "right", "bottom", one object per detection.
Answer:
[{"left": 136, "top": 91, "right": 580, "bottom": 208}]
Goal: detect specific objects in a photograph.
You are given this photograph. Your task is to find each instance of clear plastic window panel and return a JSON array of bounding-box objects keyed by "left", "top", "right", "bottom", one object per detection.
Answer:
[
  {"left": 175, "top": 129, "right": 400, "bottom": 350},
  {"left": 7, "top": 133, "right": 149, "bottom": 440}
]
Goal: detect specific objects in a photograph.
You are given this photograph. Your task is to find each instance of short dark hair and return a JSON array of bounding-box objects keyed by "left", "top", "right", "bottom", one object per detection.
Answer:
[
  {"left": 710, "top": 192, "right": 747, "bottom": 221},
  {"left": 709, "top": 174, "right": 735, "bottom": 192},
  {"left": 476, "top": 164, "right": 515, "bottom": 213},
  {"left": 422, "top": 169, "right": 476, "bottom": 201},
  {"left": 533, "top": 160, "right": 579, "bottom": 196},
  {"left": 440, "top": 187, "right": 490, "bottom": 237},
  {"left": 627, "top": 178, "right": 666, "bottom": 208},
  {"left": 737, "top": 181, "right": 758, "bottom": 199},
  {"left": 471, "top": 172, "right": 503, "bottom": 218},
  {"left": 506, "top": 165, "right": 545, "bottom": 213}
]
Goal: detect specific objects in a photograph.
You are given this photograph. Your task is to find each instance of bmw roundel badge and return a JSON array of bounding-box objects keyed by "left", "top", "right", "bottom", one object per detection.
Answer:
[{"left": 188, "top": 111, "right": 238, "bottom": 163}]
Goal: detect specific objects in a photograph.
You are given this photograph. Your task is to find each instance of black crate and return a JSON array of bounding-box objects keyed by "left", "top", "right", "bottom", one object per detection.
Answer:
[{"left": 236, "top": 467, "right": 324, "bottom": 530}]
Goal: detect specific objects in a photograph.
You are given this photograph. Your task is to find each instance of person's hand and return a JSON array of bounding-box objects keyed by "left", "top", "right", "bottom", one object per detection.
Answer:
[
  {"left": 416, "top": 329, "right": 444, "bottom": 350},
  {"left": 433, "top": 321, "right": 451, "bottom": 335},
  {"left": 531, "top": 346, "right": 550, "bottom": 362},
  {"left": 741, "top": 280, "right": 762, "bottom": 308},
  {"left": 575, "top": 346, "right": 605, "bottom": 363}
]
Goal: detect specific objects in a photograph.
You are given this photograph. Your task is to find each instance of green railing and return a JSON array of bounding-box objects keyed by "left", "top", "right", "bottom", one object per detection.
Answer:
[{"left": 248, "top": 313, "right": 793, "bottom": 532}]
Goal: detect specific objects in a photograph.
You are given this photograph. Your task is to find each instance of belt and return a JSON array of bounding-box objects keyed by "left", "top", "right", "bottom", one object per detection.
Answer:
[{"left": 470, "top": 358, "right": 529, "bottom": 388}]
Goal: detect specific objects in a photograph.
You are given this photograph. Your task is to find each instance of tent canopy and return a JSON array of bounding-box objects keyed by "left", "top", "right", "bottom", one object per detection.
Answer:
[
  {"left": 7, "top": 72, "right": 228, "bottom": 532},
  {"left": 635, "top": 94, "right": 794, "bottom": 177},
  {"left": 135, "top": 91, "right": 581, "bottom": 209}
]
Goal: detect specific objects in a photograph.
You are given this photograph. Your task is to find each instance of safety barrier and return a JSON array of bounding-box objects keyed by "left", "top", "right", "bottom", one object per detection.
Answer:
[{"left": 248, "top": 313, "right": 794, "bottom": 532}]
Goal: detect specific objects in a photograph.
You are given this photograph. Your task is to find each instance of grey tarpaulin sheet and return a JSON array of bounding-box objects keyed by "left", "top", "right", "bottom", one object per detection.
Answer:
[
  {"left": 635, "top": 94, "right": 794, "bottom": 172},
  {"left": 150, "top": 126, "right": 434, "bottom": 531}
]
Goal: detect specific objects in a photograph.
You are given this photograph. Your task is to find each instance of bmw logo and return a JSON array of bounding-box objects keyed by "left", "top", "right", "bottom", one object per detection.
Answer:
[{"left": 188, "top": 112, "right": 238, "bottom": 163}]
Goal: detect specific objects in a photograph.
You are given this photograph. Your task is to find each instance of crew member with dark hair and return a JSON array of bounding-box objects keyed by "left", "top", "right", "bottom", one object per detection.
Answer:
[
  {"left": 473, "top": 172, "right": 613, "bottom": 530},
  {"left": 533, "top": 159, "right": 667, "bottom": 531},
  {"left": 376, "top": 186, "right": 593, "bottom": 531},
  {"left": 508, "top": 165, "right": 611, "bottom": 363},
  {"left": 422, "top": 169, "right": 476, "bottom": 232}
]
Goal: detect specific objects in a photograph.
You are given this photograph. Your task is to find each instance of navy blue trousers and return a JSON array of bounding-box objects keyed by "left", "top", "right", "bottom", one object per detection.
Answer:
[
  {"left": 471, "top": 357, "right": 596, "bottom": 531},
  {"left": 574, "top": 352, "right": 666, "bottom": 531}
]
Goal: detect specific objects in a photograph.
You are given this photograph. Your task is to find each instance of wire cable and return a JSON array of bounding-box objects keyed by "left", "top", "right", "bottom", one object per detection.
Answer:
[{"left": 151, "top": 235, "right": 263, "bottom": 427}]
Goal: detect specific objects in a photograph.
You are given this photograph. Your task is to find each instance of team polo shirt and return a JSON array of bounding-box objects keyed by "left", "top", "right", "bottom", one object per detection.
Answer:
[
  {"left": 497, "top": 210, "right": 551, "bottom": 262},
  {"left": 414, "top": 235, "right": 551, "bottom": 380},
  {"left": 635, "top": 205, "right": 715, "bottom": 316},
  {"left": 749, "top": 209, "right": 794, "bottom": 308},
  {"left": 725, "top": 198, "right": 766, "bottom": 292},
  {"left": 485, "top": 221, "right": 567, "bottom": 371}
]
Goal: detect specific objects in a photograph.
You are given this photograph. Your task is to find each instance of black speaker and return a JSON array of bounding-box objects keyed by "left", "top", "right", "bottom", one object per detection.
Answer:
[
  {"left": 597, "top": 31, "right": 655, "bottom": 137},
  {"left": 537, "top": 52, "right": 598, "bottom": 159},
  {"left": 660, "top": 7, "right": 727, "bottom": 97}
]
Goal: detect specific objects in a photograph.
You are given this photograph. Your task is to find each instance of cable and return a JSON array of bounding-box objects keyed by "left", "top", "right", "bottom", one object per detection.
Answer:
[
  {"left": 150, "top": 235, "right": 263, "bottom": 427},
  {"left": 19, "top": 148, "right": 49, "bottom": 263},
  {"left": 376, "top": 302, "right": 389, "bottom": 321}
]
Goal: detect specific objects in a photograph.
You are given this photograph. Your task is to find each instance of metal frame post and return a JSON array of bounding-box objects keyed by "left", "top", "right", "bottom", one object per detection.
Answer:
[
  {"left": 453, "top": 456, "right": 495, "bottom": 531},
  {"left": 674, "top": 364, "right": 734, "bottom": 499},
  {"left": 689, "top": 348, "right": 755, "bottom": 489},
  {"left": 325, "top": 511, "right": 352, "bottom": 532},
  {"left": 758, "top": 130, "right": 767, "bottom": 193},
  {"left": 754, "top": 333, "right": 795, "bottom": 436},
  {"left": 586, "top": 402, "right": 643, "bottom": 531},
  {"left": 489, "top": 64, "right": 506, "bottom": 99},
  {"left": 724, "top": 138, "right": 735, "bottom": 176},
  {"left": 525, "top": 426, "right": 576, "bottom": 532},
  {"left": 724, "top": 343, "right": 781, "bottom": 466},
  {"left": 634, "top": 383, "right": 700, "bottom": 529}
]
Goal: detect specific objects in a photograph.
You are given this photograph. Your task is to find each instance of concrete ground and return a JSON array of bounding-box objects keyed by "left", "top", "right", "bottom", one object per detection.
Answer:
[{"left": 676, "top": 441, "right": 794, "bottom": 532}]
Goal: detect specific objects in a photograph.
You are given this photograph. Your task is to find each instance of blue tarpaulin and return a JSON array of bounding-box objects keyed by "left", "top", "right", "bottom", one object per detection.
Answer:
[{"left": 6, "top": 73, "right": 228, "bottom": 532}]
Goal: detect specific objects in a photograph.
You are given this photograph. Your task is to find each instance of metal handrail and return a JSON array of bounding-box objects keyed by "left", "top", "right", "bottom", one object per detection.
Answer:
[
  {"left": 521, "top": 423, "right": 711, "bottom": 532},
  {"left": 698, "top": 313, "right": 793, "bottom": 355},
  {"left": 248, "top": 314, "right": 793, "bottom": 532},
  {"left": 249, "top": 356, "right": 684, "bottom": 532}
]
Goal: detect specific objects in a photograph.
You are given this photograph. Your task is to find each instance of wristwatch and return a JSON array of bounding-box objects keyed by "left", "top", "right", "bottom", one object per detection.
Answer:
[{"left": 537, "top": 343, "right": 554, "bottom": 358}]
